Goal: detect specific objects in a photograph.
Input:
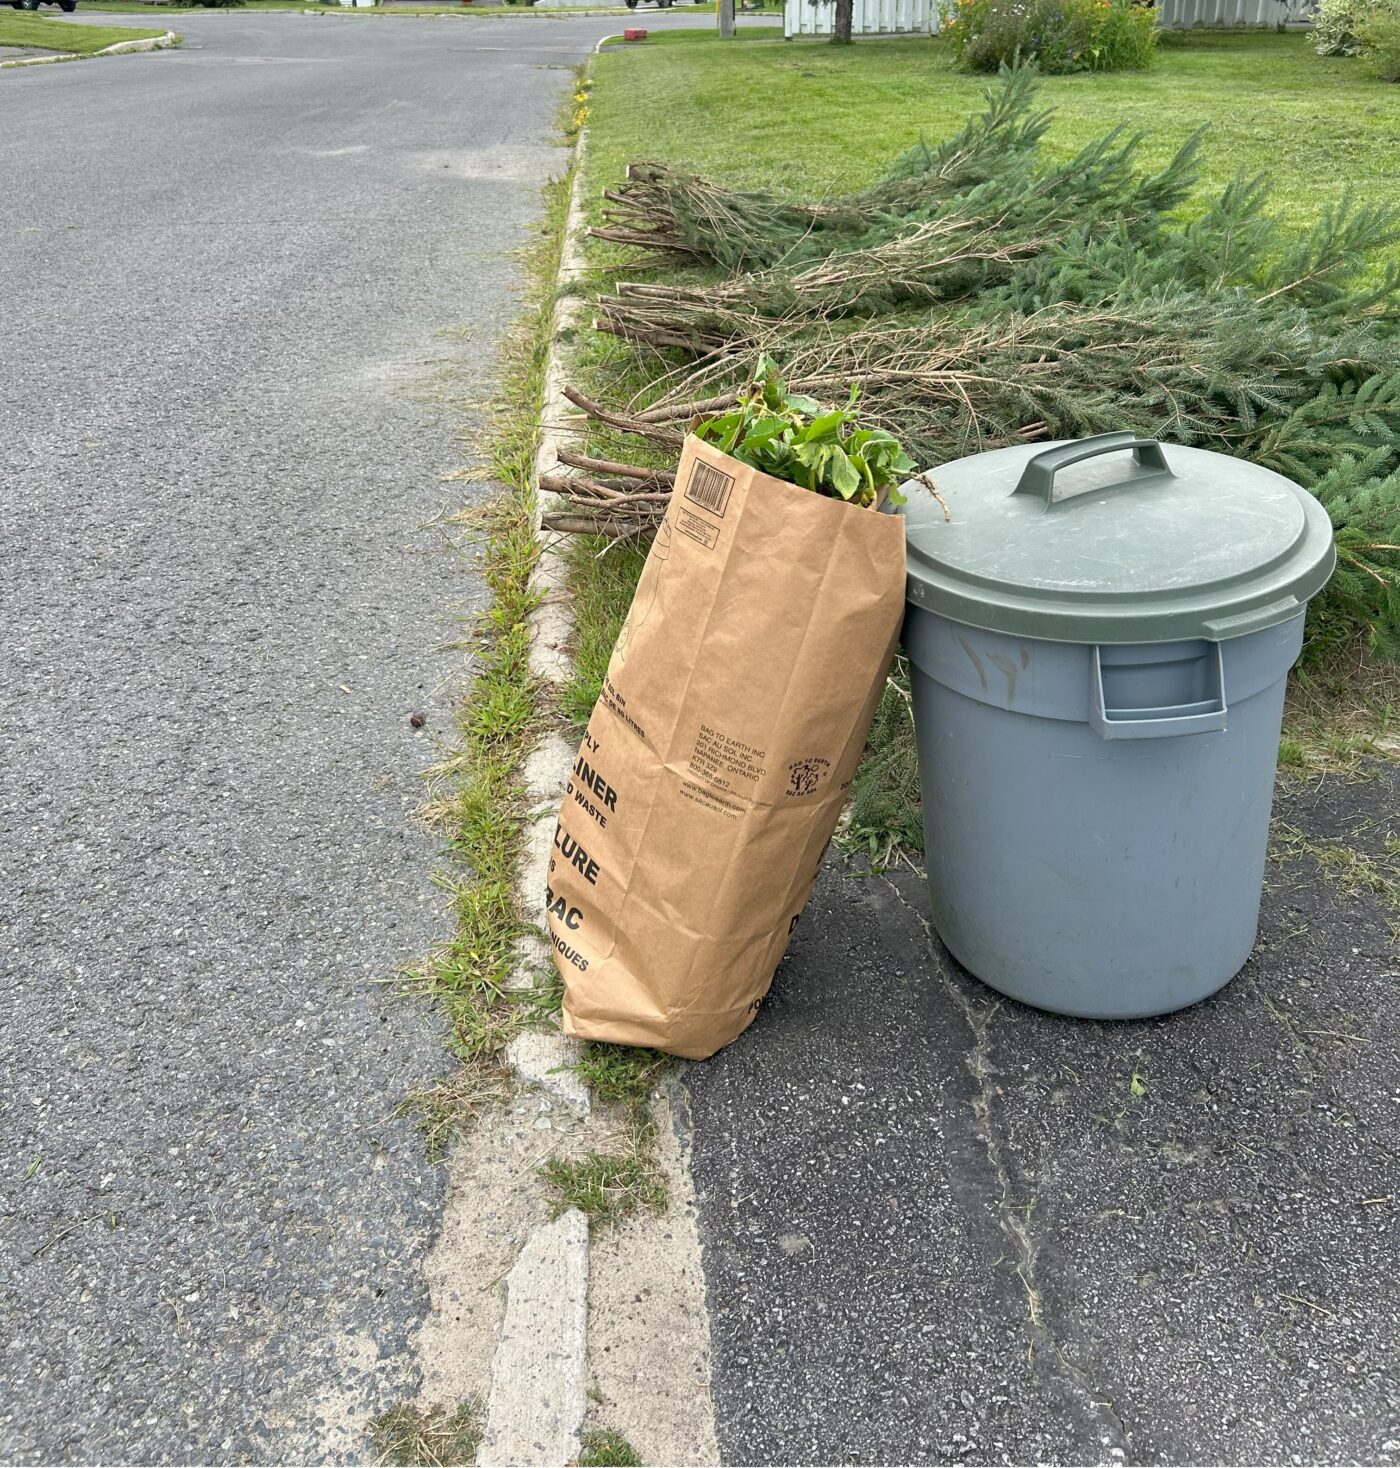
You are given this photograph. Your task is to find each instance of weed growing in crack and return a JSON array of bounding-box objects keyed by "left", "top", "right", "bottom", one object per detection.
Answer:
[
  {"left": 542, "top": 1046, "right": 673, "bottom": 1225},
  {"left": 514, "top": 952, "right": 565, "bottom": 1026},
  {"left": 540, "top": 1146, "right": 667, "bottom": 1226},
  {"left": 571, "top": 1042, "right": 668, "bottom": 1108},
  {"left": 577, "top": 1427, "right": 642, "bottom": 1467},
  {"left": 540, "top": 1111, "right": 667, "bottom": 1226},
  {"left": 369, "top": 1399, "right": 482, "bottom": 1467}
]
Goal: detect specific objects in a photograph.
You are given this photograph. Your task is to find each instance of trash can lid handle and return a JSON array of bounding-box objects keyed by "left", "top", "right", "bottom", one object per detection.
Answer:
[{"left": 1012, "top": 432, "right": 1173, "bottom": 511}]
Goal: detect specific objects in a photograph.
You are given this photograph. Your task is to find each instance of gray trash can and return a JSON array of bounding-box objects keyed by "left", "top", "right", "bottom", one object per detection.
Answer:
[{"left": 899, "top": 432, "right": 1336, "bottom": 1019}]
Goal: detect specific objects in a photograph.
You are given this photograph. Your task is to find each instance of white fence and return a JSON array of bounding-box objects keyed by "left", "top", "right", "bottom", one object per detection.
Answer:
[
  {"left": 784, "top": 0, "right": 938, "bottom": 38},
  {"left": 1157, "top": 0, "right": 1313, "bottom": 24},
  {"left": 784, "top": 0, "right": 1310, "bottom": 34}
]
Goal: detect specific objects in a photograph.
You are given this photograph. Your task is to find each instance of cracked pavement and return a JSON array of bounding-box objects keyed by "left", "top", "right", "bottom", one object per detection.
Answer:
[{"left": 683, "top": 763, "right": 1400, "bottom": 1465}]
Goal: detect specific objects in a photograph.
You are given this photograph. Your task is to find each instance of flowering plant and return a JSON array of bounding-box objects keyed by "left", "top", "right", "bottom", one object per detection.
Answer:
[{"left": 942, "top": 0, "right": 1158, "bottom": 72}]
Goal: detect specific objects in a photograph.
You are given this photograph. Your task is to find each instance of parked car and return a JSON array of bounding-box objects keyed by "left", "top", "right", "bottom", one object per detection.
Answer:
[{"left": 10, "top": 0, "right": 80, "bottom": 10}]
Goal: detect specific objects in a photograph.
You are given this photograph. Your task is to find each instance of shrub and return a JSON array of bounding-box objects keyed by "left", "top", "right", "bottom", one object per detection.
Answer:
[
  {"left": 1313, "top": 0, "right": 1365, "bottom": 53},
  {"left": 1093, "top": 0, "right": 1159, "bottom": 64},
  {"left": 1355, "top": 0, "right": 1400, "bottom": 77},
  {"left": 942, "top": 0, "right": 1158, "bottom": 72}
]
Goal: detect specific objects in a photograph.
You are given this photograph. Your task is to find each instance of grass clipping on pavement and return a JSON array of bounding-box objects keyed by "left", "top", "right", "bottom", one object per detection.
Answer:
[{"left": 369, "top": 1400, "right": 482, "bottom": 1468}]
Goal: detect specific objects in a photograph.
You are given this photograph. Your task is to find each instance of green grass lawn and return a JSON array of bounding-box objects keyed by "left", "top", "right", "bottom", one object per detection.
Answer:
[
  {"left": 586, "top": 28, "right": 1400, "bottom": 236},
  {"left": 0, "top": 10, "right": 166, "bottom": 48}
]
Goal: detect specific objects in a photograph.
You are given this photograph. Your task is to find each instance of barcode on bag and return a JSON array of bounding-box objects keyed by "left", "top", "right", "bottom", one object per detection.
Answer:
[{"left": 684, "top": 460, "right": 735, "bottom": 518}]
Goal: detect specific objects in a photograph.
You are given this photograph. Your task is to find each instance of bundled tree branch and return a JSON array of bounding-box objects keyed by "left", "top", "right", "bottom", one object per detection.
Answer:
[{"left": 561, "top": 67, "right": 1400, "bottom": 652}]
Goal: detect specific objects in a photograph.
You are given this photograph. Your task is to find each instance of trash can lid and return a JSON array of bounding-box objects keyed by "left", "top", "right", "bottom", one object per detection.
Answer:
[{"left": 899, "top": 433, "right": 1336, "bottom": 644}]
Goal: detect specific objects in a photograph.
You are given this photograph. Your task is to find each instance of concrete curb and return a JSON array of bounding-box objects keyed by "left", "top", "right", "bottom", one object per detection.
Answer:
[
  {"left": 99, "top": 29, "right": 179, "bottom": 53},
  {"left": 478, "top": 1209, "right": 590, "bottom": 1466},
  {"left": 0, "top": 29, "right": 177, "bottom": 68},
  {"left": 503, "top": 68, "right": 595, "bottom": 1110}
]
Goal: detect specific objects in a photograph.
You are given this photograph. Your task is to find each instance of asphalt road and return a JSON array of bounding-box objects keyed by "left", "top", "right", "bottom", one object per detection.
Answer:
[
  {"left": 685, "top": 765, "right": 1400, "bottom": 1464},
  {"left": 0, "top": 12, "right": 687, "bottom": 1461}
]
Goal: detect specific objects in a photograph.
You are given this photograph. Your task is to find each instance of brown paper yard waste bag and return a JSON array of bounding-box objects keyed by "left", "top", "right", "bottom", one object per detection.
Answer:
[{"left": 547, "top": 434, "right": 906, "bottom": 1059}]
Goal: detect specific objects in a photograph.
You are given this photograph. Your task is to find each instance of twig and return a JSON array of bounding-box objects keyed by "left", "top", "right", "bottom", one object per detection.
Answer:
[
  {"left": 541, "top": 512, "right": 657, "bottom": 539},
  {"left": 555, "top": 448, "right": 675, "bottom": 484},
  {"left": 1278, "top": 1292, "right": 1335, "bottom": 1318},
  {"left": 33, "top": 1218, "right": 96, "bottom": 1260},
  {"left": 636, "top": 392, "right": 741, "bottom": 424},
  {"left": 561, "top": 385, "right": 683, "bottom": 444},
  {"left": 913, "top": 471, "right": 952, "bottom": 522},
  {"left": 540, "top": 471, "right": 630, "bottom": 502}
]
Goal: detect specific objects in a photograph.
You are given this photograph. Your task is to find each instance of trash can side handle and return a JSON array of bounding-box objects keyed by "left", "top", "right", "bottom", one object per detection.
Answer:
[
  {"left": 1014, "top": 434, "right": 1173, "bottom": 510},
  {"left": 1089, "top": 643, "right": 1228, "bottom": 741}
]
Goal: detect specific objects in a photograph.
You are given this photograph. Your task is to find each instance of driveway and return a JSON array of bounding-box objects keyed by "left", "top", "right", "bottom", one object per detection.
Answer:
[
  {"left": 685, "top": 764, "right": 1400, "bottom": 1464},
  {"left": 0, "top": 11, "right": 682, "bottom": 1461}
]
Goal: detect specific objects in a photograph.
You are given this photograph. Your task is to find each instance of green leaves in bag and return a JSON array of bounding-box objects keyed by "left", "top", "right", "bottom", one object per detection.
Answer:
[{"left": 694, "top": 355, "right": 916, "bottom": 509}]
